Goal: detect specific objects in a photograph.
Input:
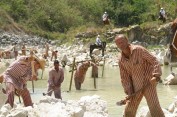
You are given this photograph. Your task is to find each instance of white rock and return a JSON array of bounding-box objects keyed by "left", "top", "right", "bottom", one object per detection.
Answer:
[
  {"left": 92, "top": 49, "right": 100, "bottom": 56},
  {"left": 168, "top": 102, "right": 175, "bottom": 113},
  {"left": 137, "top": 106, "right": 172, "bottom": 117},
  {"left": 0, "top": 104, "right": 12, "bottom": 116},
  {"left": 83, "top": 111, "right": 108, "bottom": 117},
  {"left": 39, "top": 96, "right": 60, "bottom": 103},
  {"left": 163, "top": 73, "right": 177, "bottom": 85},
  {"left": 7, "top": 109, "right": 27, "bottom": 117},
  {"left": 0, "top": 95, "right": 108, "bottom": 117}
]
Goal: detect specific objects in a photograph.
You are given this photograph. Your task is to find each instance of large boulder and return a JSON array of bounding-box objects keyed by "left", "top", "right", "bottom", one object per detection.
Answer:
[{"left": 126, "top": 25, "right": 143, "bottom": 42}]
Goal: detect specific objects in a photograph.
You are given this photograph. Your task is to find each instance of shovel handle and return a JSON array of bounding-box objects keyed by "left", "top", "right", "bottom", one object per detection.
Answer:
[
  {"left": 116, "top": 83, "right": 150, "bottom": 106},
  {"left": 43, "top": 89, "right": 54, "bottom": 96}
]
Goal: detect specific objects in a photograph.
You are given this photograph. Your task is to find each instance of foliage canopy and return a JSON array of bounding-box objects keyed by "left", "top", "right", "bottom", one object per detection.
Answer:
[{"left": 0, "top": 0, "right": 176, "bottom": 40}]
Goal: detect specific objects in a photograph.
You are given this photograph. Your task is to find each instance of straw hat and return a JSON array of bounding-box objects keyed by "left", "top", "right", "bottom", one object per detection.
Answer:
[{"left": 35, "top": 57, "right": 46, "bottom": 71}]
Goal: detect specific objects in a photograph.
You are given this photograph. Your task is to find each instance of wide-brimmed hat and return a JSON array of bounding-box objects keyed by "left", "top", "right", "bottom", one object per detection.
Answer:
[{"left": 35, "top": 57, "right": 46, "bottom": 71}]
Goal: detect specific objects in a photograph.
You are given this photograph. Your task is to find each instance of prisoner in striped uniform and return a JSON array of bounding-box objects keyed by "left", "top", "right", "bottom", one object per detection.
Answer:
[
  {"left": 12, "top": 42, "right": 18, "bottom": 60},
  {"left": 74, "top": 61, "right": 96, "bottom": 90},
  {"left": 47, "top": 60, "right": 64, "bottom": 99},
  {"left": 45, "top": 43, "right": 49, "bottom": 57},
  {"left": 21, "top": 44, "right": 26, "bottom": 56},
  {"left": 3, "top": 56, "right": 45, "bottom": 107},
  {"left": 115, "top": 34, "right": 165, "bottom": 117},
  {"left": 51, "top": 50, "right": 58, "bottom": 61}
]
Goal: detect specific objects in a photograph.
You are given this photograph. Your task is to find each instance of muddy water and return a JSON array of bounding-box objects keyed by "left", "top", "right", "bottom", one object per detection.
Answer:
[{"left": 0, "top": 64, "right": 176, "bottom": 117}]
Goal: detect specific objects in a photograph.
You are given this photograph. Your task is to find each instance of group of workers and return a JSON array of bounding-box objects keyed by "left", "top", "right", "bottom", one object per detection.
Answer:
[
  {"left": 0, "top": 9, "right": 170, "bottom": 117},
  {"left": 0, "top": 42, "right": 59, "bottom": 62},
  {"left": 0, "top": 43, "right": 18, "bottom": 60},
  {"left": 0, "top": 33, "right": 165, "bottom": 117},
  {"left": 0, "top": 43, "right": 99, "bottom": 109}
]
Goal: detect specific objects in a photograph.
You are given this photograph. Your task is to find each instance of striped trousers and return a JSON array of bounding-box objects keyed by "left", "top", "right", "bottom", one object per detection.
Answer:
[
  {"left": 5, "top": 82, "right": 33, "bottom": 107},
  {"left": 74, "top": 77, "right": 82, "bottom": 90},
  {"left": 47, "top": 86, "right": 62, "bottom": 99},
  {"left": 124, "top": 85, "right": 165, "bottom": 117}
]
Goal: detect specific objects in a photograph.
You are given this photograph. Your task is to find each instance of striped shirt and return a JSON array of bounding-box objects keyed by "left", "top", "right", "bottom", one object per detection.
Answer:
[
  {"left": 4, "top": 56, "right": 33, "bottom": 89},
  {"left": 74, "top": 62, "right": 90, "bottom": 83},
  {"left": 48, "top": 67, "right": 64, "bottom": 87},
  {"left": 118, "top": 44, "right": 161, "bottom": 95}
]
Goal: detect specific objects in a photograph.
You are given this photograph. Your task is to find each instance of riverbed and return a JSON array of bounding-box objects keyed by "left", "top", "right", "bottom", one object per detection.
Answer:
[{"left": 0, "top": 62, "right": 176, "bottom": 117}]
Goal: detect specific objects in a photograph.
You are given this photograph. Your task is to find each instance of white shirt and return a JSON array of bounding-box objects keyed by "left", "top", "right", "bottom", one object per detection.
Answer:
[
  {"left": 160, "top": 9, "right": 165, "bottom": 16},
  {"left": 102, "top": 13, "right": 108, "bottom": 21},
  {"left": 96, "top": 37, "right": 102, "bottom": 45}
]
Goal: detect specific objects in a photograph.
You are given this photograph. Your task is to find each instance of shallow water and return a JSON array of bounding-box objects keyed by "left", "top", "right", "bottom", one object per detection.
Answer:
[{"left": 0, "top": 63, "right": 176, "bottom": 117}]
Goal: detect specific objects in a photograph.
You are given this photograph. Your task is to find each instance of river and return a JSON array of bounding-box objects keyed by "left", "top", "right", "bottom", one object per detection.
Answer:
[{"left": 0, "top": 63, "right": 176, "bottom": 117}]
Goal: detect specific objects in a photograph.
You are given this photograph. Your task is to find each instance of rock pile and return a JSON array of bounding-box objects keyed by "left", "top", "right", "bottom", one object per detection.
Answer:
[{"left": 0, "top": 95, "right": 108, "bottom": 117}]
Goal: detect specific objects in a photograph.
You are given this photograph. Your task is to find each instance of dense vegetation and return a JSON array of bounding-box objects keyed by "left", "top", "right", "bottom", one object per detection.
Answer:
[{"left": 0, "top": 0, "right": 176, "bottom": 43}]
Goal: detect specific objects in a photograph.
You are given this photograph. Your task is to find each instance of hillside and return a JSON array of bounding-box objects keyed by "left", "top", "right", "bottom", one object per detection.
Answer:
[{"left": 0, "top": 0, "right": 176, "bottom": 44}]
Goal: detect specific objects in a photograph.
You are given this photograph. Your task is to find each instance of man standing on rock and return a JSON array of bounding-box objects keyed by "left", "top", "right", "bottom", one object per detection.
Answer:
[
  {"left": 114, "top": 34, "right": 165, "bottom": 117},
  {"left": 2, "top": 56, "right": 46, "bottom": 107},
  {"left": 47, "top": 60, "right": 64, "bottom": 99}
]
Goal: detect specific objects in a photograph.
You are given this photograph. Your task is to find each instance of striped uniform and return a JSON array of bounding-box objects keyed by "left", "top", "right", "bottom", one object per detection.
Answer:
[
  {"left": 13, "top": 45, "right": 18, "bottom": 59},
  {"left": 74, "top": 62, "right": 91, "bottom": 90},
  {"left": 51, "top": 51, "right": 58, "bottom": 61},
  {"left": 21, "top": 46, "right": 26, "bottom": 56},
  {"left": 45, "top": 44, "right": 49, "bottom": 57},
  {"left": 47, "top": 67, "right": 64, "bottom": 99},
  {"left": 3, "top": 56, "right": 33, "bottom": 107},
  {"left": 118, "top": 45, "right": 165, "bottom": 117}
]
